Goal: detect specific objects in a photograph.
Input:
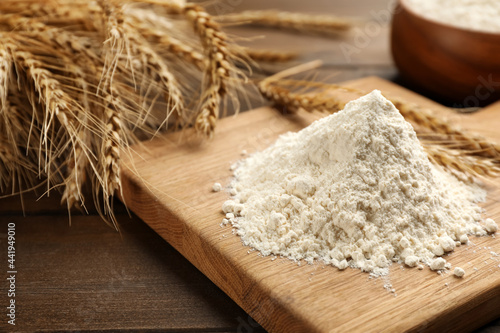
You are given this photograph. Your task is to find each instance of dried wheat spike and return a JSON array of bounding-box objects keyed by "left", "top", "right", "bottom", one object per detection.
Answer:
[
  {"left": 0, "top": 0, "right": 88, "bottom": 24},
  {"left": 102, "top": 95, "right": 122, "bottom": 201},
  {"left": 0, "top": 45, "right": 11, "bottom": 111},
  {"left": 97, "top": 0, "right": 127, "bottom": 92},
  {"left": 135, "top": 23, "right": 206, "bottom": 70},
  {"left": 244, "top": 49, "right": 298, "bottom": 63},
  {"left": 61, "top": 115, "right": 92, "bottom": 209},
  {"left": 0, "top": 143, "right": 17, "bottom": 191},
  {"left": 425, "top": 145, "right": 500, "bottom": 178},
  {"left": 0, "top": 102, "right": 25, "bottom": 192},
  {"left": 9, "top": 45, "right": 77, "bottom": 150},
  {"left": 392, "top": 99, "right": 500, "bottom": 159},
  {"left": 258, "top": 80, "right": 345, "bottom": 113},
  {"left": 132, "top": 41, "right": 185, "bottom": 118},
  {"left": 218, "top": 10, "right": 352, "bottom": 37},
  {"left": 2, "top": 15, "right": 99, "bottom": 63},
  {"left": 99, "top": 1, "right": 185, "bottom": 121},
  {"left": 184, "top": 3, "right": 239, "bottom": 137}
]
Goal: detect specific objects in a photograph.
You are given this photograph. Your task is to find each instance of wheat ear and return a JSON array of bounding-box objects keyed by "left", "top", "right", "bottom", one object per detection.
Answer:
[
  {"left": 244, "top": 49, "right": 298, "bottom": 63},
  {"left": 184, "top": 3, "right": 241, "bottom": 137},
  {"left": 391, "top": 99, "right": 500, "bottom": 159},
  {"left": 9, "top": 46, "right": 79, "bottom": 168},
  {"left": 99, "top": 1, "right": 185, "bottom": 122},
  {"left": 425, "top": 145, "right": 500, "bottom": 178},
  {"left": 135, "top": 23, "right": 206, "bottom": 71},
  {"left": 217, "top": 10, "right": 352, "bottom": 36},
  {"left": 101, "top": 94, "right": 123, "bottom": 209},
  {"left": 258, "top": 80, "right": 345, "bottom": 113},
  {"left": 61, "top": 127, "right": 89, "bottom": 209}
]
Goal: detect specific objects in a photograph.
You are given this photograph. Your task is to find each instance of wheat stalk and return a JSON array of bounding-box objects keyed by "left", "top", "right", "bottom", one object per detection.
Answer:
[{"left": 217, "top": 10, "right": 352, "bottom": 36}]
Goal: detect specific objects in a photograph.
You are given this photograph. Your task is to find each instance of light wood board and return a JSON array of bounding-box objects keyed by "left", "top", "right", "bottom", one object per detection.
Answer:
[{"left": 119, "top": 77, "right": 500, "bottom": 333}]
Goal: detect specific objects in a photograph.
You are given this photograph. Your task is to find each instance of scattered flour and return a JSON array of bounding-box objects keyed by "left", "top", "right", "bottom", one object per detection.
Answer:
[
  {"left": 405, "top": 0, "right": 500, "bottom": 34},
  {"left": 221, "top": 90, "right": 496, "bottom": 276},
  {"left": 454, "top": 267, "right": 466, "bottom": 278},
  {"left": 212, "top": 183, "right": 223, "bottom": 192},
  {"left": 485, "top": 218, "right": 499, "bottom": 233},
  {"left": 430, "top": 258, "right": 447, "bottom": 271}
]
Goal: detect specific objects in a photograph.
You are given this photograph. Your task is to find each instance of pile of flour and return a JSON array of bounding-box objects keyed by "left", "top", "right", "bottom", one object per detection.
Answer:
[
  {"left": 405, "top": 0, "right": 500, "bottom": 33},
  {"left": 221, "top": 90, "right": 496, "bottom": 276}
]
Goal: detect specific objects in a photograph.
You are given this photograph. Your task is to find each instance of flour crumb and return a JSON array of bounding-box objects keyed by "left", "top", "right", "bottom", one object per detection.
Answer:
[
  {"left": 220, "top": 90, "right": 490, "bottom": 277},
  {"left": 430, "top": 258, "right": 446, "bottom": 271},
  {"left": 454, "top": 267, "right": 465, "bottom": 278},
  {"left": 212, "top": 183, "right": 223, "bottom": 192},
  {"left": 404, "top": 256, "right": 419, "bottom": 267},
  {"left": 222, "top": 200, "right": 236, "bottom": 214},
  {"left": 485, "top": 218, "right": 498, "bottom": 233},
  {"left": 439, "top": 236, "right": 456, "bottom": 253}
]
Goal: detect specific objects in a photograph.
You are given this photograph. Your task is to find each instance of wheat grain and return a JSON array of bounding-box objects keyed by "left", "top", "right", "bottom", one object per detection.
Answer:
[{"left": 217, "top": 10, "right": 352, "bottom": 37}]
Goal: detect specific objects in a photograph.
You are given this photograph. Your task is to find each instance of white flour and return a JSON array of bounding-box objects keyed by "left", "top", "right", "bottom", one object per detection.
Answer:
[
  {"left": 221, "top": 90, "right": 496, "bottom": 276},
  {"left": 405, "top": 0, "right": 500, "bottom": 33}
]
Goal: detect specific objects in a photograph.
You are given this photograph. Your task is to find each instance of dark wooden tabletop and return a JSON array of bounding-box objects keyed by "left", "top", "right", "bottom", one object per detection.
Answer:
[{"left": 1, "top": 0, "right": 499, "bottom": 332}]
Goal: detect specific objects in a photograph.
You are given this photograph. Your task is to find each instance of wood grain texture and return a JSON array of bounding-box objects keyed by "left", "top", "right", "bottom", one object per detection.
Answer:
[
  {"left": 120, "top": 77, "right": 500, "bottom": 333},
  {"left": 0, "top": 211, "right": 265, "bottom": 332}
]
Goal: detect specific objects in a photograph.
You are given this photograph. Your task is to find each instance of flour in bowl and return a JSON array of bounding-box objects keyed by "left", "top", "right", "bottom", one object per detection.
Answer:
[{"left": 405, "top": 0, "right": 500, "bottom": 34}]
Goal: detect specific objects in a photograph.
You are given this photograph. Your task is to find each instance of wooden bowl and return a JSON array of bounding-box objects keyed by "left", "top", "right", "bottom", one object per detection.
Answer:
[{"left": 391, "top": 0, "right": 500, "bottom": 106}]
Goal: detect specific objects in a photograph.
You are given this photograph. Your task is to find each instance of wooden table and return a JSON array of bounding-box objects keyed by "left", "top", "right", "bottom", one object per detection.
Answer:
[{"left": 1, "top": 0, "right": 499, "bottom": 331}]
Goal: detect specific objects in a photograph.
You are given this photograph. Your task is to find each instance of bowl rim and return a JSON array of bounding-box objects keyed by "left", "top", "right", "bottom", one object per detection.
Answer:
[{"left": 399, "top": 0, "right": 500, "bottom": 38}]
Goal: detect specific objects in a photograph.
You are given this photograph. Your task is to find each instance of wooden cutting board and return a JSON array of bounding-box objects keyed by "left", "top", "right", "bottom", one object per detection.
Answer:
[{"left": 119, "top": 77, "right": 500, "bottom": 333}]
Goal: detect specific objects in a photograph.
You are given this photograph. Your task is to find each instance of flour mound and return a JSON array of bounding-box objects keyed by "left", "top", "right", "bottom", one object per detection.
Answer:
[{"left": 223, "top": 90, "right": 491, "bottom": 276}]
